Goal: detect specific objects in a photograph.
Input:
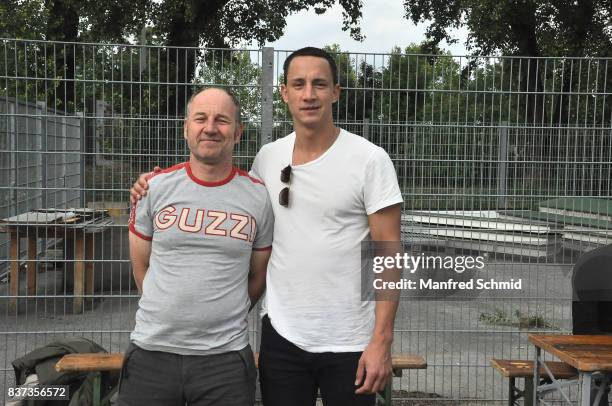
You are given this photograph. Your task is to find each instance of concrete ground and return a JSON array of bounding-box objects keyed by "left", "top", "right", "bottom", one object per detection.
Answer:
[{"left": 0, "top": 259, "right": 585, "bottom": 404}]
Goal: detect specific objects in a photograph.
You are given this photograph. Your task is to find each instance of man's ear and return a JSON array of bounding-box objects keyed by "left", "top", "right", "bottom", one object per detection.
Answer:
[
  {"left": 333, "top": 83, "right": 341, "bottom": 104},
  {"left": 183, "top": 121, "right": 188, "bottom": 140},
  {"left": 280, "top": 84, "right": 289, "bottom": 103},
  {"left": 234, "top": 123, "right": 243, "bottom": 144}
]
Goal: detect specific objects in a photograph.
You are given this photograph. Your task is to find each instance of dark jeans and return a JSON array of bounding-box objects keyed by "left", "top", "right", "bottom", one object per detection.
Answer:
[
  {"left": 258, "top": 315, "right": 375, "bottom": 406},
  {"left": 117, "top": 342, "right": 256, "bottom": 406}
]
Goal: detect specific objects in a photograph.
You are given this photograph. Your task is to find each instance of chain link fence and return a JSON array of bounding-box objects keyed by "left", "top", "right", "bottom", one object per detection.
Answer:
[{"left": 1, "top": 39, "right": 611, "bottom": 404}]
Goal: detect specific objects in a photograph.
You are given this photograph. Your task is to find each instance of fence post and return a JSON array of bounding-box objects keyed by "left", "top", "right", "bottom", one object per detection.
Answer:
[
  {"left": 497, "top": 122, "right": 508, "bottom": 209},
  {"left": 60, "top": 116, "right": 67, "bottom": 207},
  {"left": 77, "top": 112, "right": 85, "bottom": 207},
  {"left": 261, "top": 47, "right": 274, "bottom": 147},
  {"left": 95, "top": 100, "right": 112, "bottom": 167},
  {"left": 8, "top": 102, "right": 17, "bottom": 215},
  {"left": 37, "top": 101, "right": 47, "bottom": 209},
  {"left": 363, "top": 118, "right": 370, "bottom": 140},
  {"left": 254, "top": 46, "right": 274, "bottom": 352}
]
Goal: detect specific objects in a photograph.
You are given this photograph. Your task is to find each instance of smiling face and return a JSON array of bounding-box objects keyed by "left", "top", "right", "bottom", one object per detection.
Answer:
[
  {"left": 183, "top": 88, "right": 242, "bottom": 166},
  {"left": 281, "top": 55, "right": 340, "bottom": 131}
]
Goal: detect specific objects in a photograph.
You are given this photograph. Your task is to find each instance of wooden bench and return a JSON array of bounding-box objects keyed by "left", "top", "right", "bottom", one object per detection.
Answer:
[
  {"left": 381, "top": 354, "right": 428, "bottom": 405},
  {"left": 490, "top": 358, "right": 577, "bottom": 406},
  {"left": 56, "top": 352, "right": 427, "bottom": 406}
]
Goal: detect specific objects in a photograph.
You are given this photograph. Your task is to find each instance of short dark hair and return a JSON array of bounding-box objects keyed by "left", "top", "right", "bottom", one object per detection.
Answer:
[
  {"left": 186, "top": 87, "right": 242, "bottom": 123},
  {"left": 283, "top": 47, "right": 338, "bottom": 85}
]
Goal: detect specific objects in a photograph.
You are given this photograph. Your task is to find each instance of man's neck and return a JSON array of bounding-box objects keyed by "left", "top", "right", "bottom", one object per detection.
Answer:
[
  {"left": 293, "top": 123, "right": 340, "bottom": 165},
  {"left": 189, "top": 156, "right": 234, "bottom": 182}
]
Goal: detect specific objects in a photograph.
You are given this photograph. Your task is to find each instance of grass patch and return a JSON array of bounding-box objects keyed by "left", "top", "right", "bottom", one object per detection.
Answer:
[{"left": 479, "top": 308, "right": 556, "bottom": 329}]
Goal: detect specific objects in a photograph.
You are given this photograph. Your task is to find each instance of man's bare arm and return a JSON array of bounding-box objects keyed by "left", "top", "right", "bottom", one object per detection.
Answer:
[
  {"left": 129, "top": 232, "right": 152, "bottom": 293},
  {"left": 355, "top": 203, "right": 401, "bottom": 394},
  {"left": 248, "top": 249, "right": 271, "bottom": 310}
]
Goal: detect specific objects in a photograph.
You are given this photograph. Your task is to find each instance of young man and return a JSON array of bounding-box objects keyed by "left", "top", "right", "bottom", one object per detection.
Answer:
[
  {"left": 131, "top": 47, "right": 402, "bottom": 406},
  {"left": 122, "top": 87, "right": 273, "bottom": 406}
]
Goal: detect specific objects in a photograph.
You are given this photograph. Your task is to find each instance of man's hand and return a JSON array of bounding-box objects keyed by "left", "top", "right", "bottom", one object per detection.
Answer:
[
  {"left": 354, "top": 336, "right": 393, "bottom": 394},
  {"left": 130, "top": 166, "right": 161, "bottom": 204}
]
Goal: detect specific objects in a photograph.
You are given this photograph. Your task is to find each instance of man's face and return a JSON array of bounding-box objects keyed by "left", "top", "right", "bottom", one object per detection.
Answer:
[
  {"left": 183, "top": 89, "right": 242, "bottom": 166},
  {"left": 281, "top": 56, "right": 340, "bottom": 129}
]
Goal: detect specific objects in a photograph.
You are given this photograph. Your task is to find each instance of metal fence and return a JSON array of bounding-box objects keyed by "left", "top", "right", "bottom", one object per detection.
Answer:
[
  {"left": 1, "top": 39, "right": 611, "bottom": 404},
  {"left": 0, "top": 97, "right": 82, "bottom": 270}
]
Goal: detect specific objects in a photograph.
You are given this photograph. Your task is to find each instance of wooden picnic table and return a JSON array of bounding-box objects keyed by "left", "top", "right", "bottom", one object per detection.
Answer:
[
  {"left": 529, "top": 334, "right": 612, "bottom": 406},
  {"left": 1, "top": 209, "right": 112, "bottom": 314}
]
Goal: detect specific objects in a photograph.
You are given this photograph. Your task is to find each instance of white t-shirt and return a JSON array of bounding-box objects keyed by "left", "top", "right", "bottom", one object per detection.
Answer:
[{"left": 251, "top": 129, "right": 403, "bottom": 352}]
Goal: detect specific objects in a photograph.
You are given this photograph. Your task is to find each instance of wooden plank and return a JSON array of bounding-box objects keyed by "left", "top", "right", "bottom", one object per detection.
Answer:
[
  {"left": 57, "top": 352, "right": 426, "bottom": 373},
  {"left": 55, "top": 353, "right": 124, "bottom": 372},
  {"left": 501, "top": 210, "right": 611, "bottom": 230},
  {"left": 27, "top": 235, "right": 37, "bottom": 295},
  {"left": 1, "top": 212, "right": 76, "bottom": 224},
  {"left": 73, "top": 233, "right": 85, "bottom": 314},
  {"left": 391, "top": 354, "right": 427, "bottom": 369},
  {"left": 529, "top": 334, "right": 612, "bottom": 372},
  {"left": 402, "top": 227, "right": 550, "bottom": 245},
  {"left": 562, "top": 232, "right": 612, "bottom": 245},
  {"left": 9, "top": 231, "right": 19, "bottom": 313},
  {"left": 85, "top": 235, "right": 94, "bottom": 301},
  {"left": 490, "top": 359, "right": 576, "bottom": 379},
  {"left": 406, "top": 212, "right": 550, "bottom": 233},
  {"left": 538, "top": 197, "right": 612, "bottom": 217}
]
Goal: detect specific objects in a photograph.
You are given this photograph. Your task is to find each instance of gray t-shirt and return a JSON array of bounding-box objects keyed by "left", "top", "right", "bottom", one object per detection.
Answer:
[{"left": 128, "top": 162, "right": 274, "bottom": 355}]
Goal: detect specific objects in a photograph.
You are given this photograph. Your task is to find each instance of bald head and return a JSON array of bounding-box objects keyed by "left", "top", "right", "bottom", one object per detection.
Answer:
[{"left": 186, "top": 87, "right": 242, "bottom": 123}]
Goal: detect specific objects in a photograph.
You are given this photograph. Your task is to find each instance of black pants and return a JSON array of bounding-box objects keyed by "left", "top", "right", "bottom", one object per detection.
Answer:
[
  {"left": 117, "top": 343, "right": 256, "bottom": 406},
  {"left": 258, "top": 315, "right": 375, "bottom": 406}
]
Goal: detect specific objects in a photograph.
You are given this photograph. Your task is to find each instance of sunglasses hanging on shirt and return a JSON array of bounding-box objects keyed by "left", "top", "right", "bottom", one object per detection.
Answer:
[{"left": 279, "top": 165, "right": 291, "bottom": 207}]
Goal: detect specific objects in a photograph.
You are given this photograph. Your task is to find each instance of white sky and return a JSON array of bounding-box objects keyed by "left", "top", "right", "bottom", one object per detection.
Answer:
[{"left": 258, "top": 0, "right": 470, "bottom": 55}]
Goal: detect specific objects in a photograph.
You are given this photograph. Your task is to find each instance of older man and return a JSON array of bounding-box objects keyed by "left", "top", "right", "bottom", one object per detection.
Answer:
[{"left": 121, "top": 87, "right": 273, "bottom": 406}]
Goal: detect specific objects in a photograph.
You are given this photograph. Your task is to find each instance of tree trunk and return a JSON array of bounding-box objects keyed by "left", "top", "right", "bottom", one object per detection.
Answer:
[
  {"left": 45, "top": 0, "right": 79, "bottom": 113},
  {"left": 163, "top": 0, "right": 228, "bottom": 117},
  {"left": 508, "top": 3, "right": 549, "bottom": 159}
]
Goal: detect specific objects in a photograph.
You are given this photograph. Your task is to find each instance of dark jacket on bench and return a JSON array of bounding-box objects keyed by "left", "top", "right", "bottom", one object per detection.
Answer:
[{"left": 12, "top": 336, "right": 118, "bottom": 406}]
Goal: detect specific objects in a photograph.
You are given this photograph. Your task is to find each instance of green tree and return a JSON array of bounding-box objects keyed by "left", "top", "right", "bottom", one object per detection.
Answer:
[
  {"left": 403, "top": 0, "right": 612, "bottom": 57},
  {"left": 403, "top": 0, "right": 612, "bottom": 132},
  {"left": 1, "top": 0, "right": 365, "bottom": 114}
]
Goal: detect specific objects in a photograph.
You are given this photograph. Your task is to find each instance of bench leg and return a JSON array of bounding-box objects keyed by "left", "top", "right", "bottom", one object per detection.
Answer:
[
  {"left": 524, "top": 377, "right": 534, "bottom": 406},
  {"left": 74, "top": 233, "right": 84, "bottom": 314},
  {"left": 508, "top": 377, "right": 516, "bottom": 406},
  {"left": 533, "top": 347, "right": 541, "bottom": 406},
  {"left": 27, "top": 235, "right": 37, "bottom": 295},
  {"left": 85, "top": 235, "right": 94, "bottom": 310},
  {"left": 381, "top": 377, "right": 392, "bottom": 406},
  {"left": 93, "top": 372, "right": 101, "bottom": 406},
  {"left": 100, "top": 384, "right": 118, "bottom": 406}
]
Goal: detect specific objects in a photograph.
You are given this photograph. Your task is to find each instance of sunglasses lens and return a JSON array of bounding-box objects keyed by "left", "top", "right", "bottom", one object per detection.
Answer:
[
  {"left": 279, "top": 187, "right": 289, "bottom": 207},
  {"left": 280, "top": 165, "right": 291, "bottom": 183}
]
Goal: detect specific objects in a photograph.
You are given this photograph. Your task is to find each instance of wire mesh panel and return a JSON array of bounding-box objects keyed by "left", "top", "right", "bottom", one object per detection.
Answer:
[
  {"left": 302, "top": 48, "right": 611, "bottom": 404},
  {"left": 0, "top": 39, "right": 611, "bottom": 404},
  {"left": 0, "top": 39, "right": 264, "bottom": 402}
]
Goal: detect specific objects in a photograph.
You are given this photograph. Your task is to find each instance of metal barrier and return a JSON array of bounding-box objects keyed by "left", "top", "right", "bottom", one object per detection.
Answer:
[{"left": 1, "top": 39, "right": 611, "bottom": 404}]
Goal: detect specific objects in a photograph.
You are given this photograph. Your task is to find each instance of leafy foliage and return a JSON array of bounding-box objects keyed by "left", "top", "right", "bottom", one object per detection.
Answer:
[{"left": 403, "top": 0, "right": 612, "bottom": 57}]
